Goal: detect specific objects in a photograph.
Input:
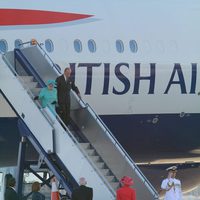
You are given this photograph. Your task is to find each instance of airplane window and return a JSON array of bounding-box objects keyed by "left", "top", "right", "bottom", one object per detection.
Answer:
[
  {"left": 74, "top": 39, "right": 82, "bottom": 53},
  {"left": 0, "top": 39, "right": 8, "bottom": 53},
  {"left": 45, "top": 39, "right": 54, "bottom": 53},
  {"left": 116, "top": 40, "right": 124, "bottom": 53},
  {"left": 88, "top": 39, "right": 96, "bottom": 53},
  {"left": 129, "top": 40, "right": 138, "bottom": 53},
  {"left": 14, "top": 39, "right": 23, "bottom": 49}
]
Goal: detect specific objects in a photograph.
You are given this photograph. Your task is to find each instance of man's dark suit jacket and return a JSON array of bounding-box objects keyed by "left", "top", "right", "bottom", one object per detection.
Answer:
[
  {"left": 5, "top": 187, "right": 19, "bottom": 200},
  {"left": 56, "top": 75, "right": 79, "bottom": 105},
  {"left": 71, "top": 185, "right": 93, "bottom": 200}
]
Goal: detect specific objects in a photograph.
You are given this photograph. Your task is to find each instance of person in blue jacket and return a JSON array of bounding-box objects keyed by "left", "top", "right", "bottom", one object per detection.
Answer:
[{"left": 39, "top": 79, "right": 57, "bottom": 114}]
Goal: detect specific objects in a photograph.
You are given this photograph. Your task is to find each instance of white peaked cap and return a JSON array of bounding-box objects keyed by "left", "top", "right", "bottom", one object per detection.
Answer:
[{"left": 166, "top": 166, "right": 177, "bottom": 171}]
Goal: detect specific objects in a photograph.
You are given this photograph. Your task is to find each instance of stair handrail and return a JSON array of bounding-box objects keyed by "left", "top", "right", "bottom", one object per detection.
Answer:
[
  {"left": 36, "top": 43, "right": 62, "bottom": 74},
  {"left": 14, "top": 48, "right": 46, "bottom": 88},
  {"left": 84, "top": 103, "right": 159, "bottom": 198}
]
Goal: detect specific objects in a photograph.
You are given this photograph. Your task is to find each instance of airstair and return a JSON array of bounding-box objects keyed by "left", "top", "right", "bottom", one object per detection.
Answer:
[{"left": 0, "top": 43, "right": 159, "bottom": 200}]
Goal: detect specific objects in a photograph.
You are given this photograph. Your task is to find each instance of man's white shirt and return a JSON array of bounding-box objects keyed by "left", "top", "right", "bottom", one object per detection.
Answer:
[{"left": 161, "top": 178, "right": 183, "bottom": 200}]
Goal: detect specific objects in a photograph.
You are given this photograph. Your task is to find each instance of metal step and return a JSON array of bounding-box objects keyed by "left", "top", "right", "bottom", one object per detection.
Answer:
[
  {"left": 80, "top": 142, "right": 119, "bottom": 188},
  {"left": 80, "top": 142, "right": 90, "bottom": 150},
  {"left": 105, "top": 175, "right": 115, "bottom": 182},
  {"left": 30, "top": 87, "right": 41, "bottom": 96},
  {"left": 110, "top": 181, "right": 120, "bottom": 190},
  {"left": 90, "top": 155, "right": 101, "bottom": 162},
  {"left": 100, "top": 168, "right": 110, "bottom": 176},
  {"left": 95, "top": 162, "right": 105, "bottom": 169},
  {"left": 20, "top": 75, "right": 34, "bottom": 83},
  {"left": 25, "top": 81, "right": 38, "bottom": 89},
  {"left": 85, "top": 149, "right": 96, "bottom": 156}
]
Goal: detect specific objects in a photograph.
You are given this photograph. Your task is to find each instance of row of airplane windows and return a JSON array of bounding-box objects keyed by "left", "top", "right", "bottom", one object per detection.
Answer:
[{"left": 0, "top": 39, "right": 138, "bottom": 54}]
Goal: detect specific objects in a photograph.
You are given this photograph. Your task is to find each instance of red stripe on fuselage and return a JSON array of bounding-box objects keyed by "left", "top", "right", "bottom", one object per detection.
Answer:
[{"left": 0, "top": 9, "right": 93, "bottom": 25}]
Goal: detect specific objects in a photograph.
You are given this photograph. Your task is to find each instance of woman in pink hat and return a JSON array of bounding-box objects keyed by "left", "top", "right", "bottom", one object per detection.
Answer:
[{"left": 116, "top": 176, "right": 136, "bottom": 200}]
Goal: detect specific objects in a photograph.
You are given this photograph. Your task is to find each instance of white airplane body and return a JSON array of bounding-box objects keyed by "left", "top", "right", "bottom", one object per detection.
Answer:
[{"left": 0, "top": 0, "right": 200, "bottom": 192}]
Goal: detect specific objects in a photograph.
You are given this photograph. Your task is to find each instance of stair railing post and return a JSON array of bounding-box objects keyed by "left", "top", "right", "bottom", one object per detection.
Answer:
[{"left": 16, "top": 135, "right": 27, "bottom": 199}]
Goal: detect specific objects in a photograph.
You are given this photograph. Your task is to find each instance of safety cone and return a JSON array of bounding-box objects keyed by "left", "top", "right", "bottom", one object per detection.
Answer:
[{"left": 51, "top": 179, "right": 60, "bottom": 200}]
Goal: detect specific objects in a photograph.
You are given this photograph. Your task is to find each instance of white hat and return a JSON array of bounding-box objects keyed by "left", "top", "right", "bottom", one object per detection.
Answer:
[{"left": 166, "top": 166, "right": 177, "bottom": 172}]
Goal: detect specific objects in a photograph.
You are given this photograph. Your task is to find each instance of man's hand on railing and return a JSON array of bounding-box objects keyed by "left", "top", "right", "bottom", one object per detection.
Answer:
[
  {"left": 33, "top": 96, "right": 39, "bottom": 100},
  {"left": 51, "top": 101, "right": 57, "bottom": 105}
]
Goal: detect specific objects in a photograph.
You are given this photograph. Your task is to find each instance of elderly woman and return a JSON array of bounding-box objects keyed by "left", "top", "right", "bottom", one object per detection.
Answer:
[
  {"left": 116, "top": 176, "right": 136, "bottom": 200},
  {"left": 32, "top": 181, "right": 45, "bottom": 200},
  {"left": 38, "top": 79, "right": 57, "bottom": 114}
]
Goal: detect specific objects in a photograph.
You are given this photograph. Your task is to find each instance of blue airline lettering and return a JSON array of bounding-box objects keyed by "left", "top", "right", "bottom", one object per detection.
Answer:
[
  {"left": 164, "top": 63, "right": 186, "bottom": 94},
  {"left": 133, "top": 63, "right": 156, "bottom": 94},
  {"left": 190, "top": 63, "right": 197, "bottom": 94},
  {"left": 69, "top": 63, "right": 197, "bottom": 95},
  {"left": 102, "top": 63, "right": 110, "bottom": 95},
  {"left": 71, "top": 63, "right": 101, "bottom": 95},
  {"left": 70, "top": 63, "right": 76, "bottom": 80},
  {"left": 113, "top": 63, "right": 130, "bottom": 95}
]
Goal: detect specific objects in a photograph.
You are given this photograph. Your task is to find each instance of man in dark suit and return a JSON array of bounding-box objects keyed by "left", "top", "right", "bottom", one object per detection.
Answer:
[
  {"left": 71, "top": 177, "right": 93, "bottom": 200},
  {"left": 5, "top": 173, "right": 13, "bottom": 189},
  {"left": 5, "top": 177, "right": 19, "bottom": 200},
  {"left": 56, "top": 67, "right": 80, "bottom": 126}
]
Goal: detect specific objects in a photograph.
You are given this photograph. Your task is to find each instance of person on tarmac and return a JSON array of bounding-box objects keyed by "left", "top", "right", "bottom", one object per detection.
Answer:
[
  {"left": 116, "top": 176, "right": 136, "bottom": 200},
  {"left": 71, "top": 177, "right": 93, "bottom": 200},
  {"left": 161, "top": 166, "right": 183, "bottom": 200}
]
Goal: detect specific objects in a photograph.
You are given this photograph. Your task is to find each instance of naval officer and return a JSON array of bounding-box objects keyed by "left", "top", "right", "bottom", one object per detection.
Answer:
[{"left": 161, "top": 166, "right": 182, "bottom": 200}]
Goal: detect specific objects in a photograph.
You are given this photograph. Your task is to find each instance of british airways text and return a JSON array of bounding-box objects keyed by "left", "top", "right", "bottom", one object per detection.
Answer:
[{"left": 70, "top": 63, "right": 197, "bottom": 95}]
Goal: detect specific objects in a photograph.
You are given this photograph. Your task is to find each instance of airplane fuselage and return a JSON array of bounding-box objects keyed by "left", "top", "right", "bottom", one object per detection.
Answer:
[{"left": 0, "top": 0, "right": 200, "bottom": 192}]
